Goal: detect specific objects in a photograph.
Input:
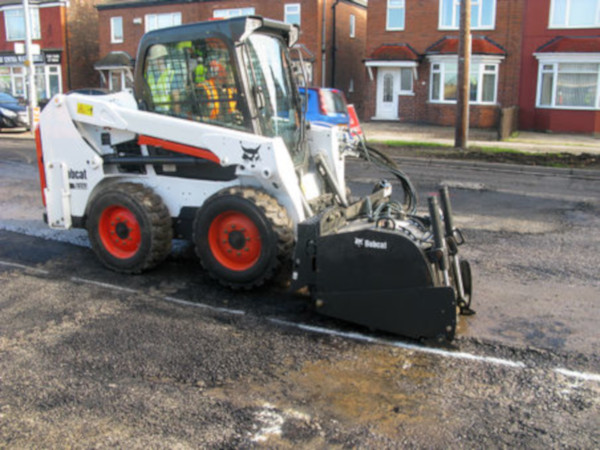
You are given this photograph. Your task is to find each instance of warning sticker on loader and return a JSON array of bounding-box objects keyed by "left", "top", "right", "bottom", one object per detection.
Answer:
[{"left": 77, "top": 103, "right": 93, "bottom": 116}]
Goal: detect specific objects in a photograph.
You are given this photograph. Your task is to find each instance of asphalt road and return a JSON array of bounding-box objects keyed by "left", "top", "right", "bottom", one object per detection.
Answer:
[{"left": 1, "top": 138, "right": 599, "bottom": 447}]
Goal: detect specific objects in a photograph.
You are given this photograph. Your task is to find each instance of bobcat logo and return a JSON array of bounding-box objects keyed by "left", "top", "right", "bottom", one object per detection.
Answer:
[{"left": 241, "top": 142, "right": 261, "bottom": 162}]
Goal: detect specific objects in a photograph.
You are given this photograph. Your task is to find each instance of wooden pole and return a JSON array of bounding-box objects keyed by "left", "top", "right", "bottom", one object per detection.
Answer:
[{"left": 455, "top": 0, "right": 471, "bottom": 150}]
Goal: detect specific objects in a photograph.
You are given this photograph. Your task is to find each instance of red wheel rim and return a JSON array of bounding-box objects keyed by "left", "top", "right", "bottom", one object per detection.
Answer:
[
  {"left": 98, "top": 205, "right": 142, "bottom": 259},
  {"left": 208, "top": 210, "right": 262, "bottom": 271}
]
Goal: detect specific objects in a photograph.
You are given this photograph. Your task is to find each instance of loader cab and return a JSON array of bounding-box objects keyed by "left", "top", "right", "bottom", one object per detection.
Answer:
[{"left": 134, "top": 16, "right": 306, "bottom": 166}]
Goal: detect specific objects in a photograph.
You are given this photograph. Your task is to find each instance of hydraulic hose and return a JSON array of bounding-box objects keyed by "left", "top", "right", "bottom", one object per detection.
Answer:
[{"left": 354, "top": 137, "right": 418, "bottom": 214}]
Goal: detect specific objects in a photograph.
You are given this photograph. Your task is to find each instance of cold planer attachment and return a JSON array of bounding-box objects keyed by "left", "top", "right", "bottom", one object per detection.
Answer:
[{"left": 291, "top": 187, "right": 468, "bottom": 340}]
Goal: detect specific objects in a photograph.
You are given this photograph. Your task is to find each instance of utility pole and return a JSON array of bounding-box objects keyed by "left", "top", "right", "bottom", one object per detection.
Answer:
[
  {"left": 454, "top": 0, "right": 471, "bottom": 150},
  {"left": 23, "top": 0, "right": 37, "bottom": 130}
]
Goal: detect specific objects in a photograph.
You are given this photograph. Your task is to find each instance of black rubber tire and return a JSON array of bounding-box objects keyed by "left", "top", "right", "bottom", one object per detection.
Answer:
[
  {"left": 87, "top": 182, "right": 172, "bottom": 274},
  {"left": 194, "top": 187, "right": 294, "bottom": 290}
]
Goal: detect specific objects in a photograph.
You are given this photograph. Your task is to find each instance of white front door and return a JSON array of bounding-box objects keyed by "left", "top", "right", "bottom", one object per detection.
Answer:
[{"left": 375, "top": 68, "right": 399, "bottom": 120}]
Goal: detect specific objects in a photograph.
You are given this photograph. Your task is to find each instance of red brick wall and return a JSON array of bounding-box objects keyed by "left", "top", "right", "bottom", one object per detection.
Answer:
[
  {"left": 0, "top": 6, "right": 66, "bottom": 51},
  {"left": 67, "top": 0, "right": 99, "bottom": 90},
  {"left": 333, "top": 2, "right": 368, "bottom": 116},
  {"left": 519, "top": 0, "right": 600, "bottom": 134},
  {"left": 364, "top": 0, "right": 524, "bottom": 129}
]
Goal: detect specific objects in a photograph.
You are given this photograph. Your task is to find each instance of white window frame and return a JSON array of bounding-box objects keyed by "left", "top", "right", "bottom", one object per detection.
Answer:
[
  {"left": 438, "top": 0, "right": 496, "bottom": 30},
  {"left": 428, "top": 55, "right": 502, "bottom": 104},
  {"left": 110, "top": 17, "right": 123, "bottom": 44},
  {"left": 534, "top": 53, "right": 600, "bottom": 110},
  {"left": 386, "top": 0, "right": 406, "bottom": 31},
  {"left": 144, "top": 12, "right": 182, "bottom": 33},
  {"left": 4, "top": 6, "right": 41, "bottom": 41},
  {"left": 284, "top": 4, "right": 301, "bottom": 25},
  {"left": 350, "top": 14, "right": 356, "bottom": 38},
  {"left": 549, "top": 0, "right": 600, "bottom": 29},
  {"left": 213, "top": 8, "right": 255, "bottom": 19}
]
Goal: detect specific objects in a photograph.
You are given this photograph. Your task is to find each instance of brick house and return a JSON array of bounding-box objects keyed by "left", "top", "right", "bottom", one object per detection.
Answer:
[
  {"left": 519, "top": 0, "right": 600, "bottom": 135},
  {"left": 0, "top": 0, "right": 98, "bottom": 103},
  {"left": 363, "top": 0, "right": 524, "bottom": 129},
  {"left": 95, "top": 0, "right": 367, "bottom": 112}
]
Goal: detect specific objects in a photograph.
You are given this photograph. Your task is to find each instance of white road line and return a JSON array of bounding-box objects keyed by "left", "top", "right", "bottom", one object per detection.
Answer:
[
  {"left": 0, "top": 260, "right": 49, "bottom": 274},
  {"left": 554, "top": 368, "right": 600, "bottom": 383},
  {"left": 268, "top": 318, "right": 526, "bottom": 369},
  {"left": 163, "top": 296, "right": 246, "bottom": 316},
  {"left": 70, "top": 277, "right": 139, "bottom": 294}
]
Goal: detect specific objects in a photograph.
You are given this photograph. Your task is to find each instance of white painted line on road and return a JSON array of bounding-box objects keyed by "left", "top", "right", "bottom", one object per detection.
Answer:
[
  {"left": 441, "top": 180, "right": 486, "bottom": 191},
  {"left": 163, "top": 296, "right": 246, "bottom": 316},
  {"left": 554, "top": 368, "right": 600, "bottom": 383},
  {"left": 70, "top": 277, "right": 140, "bottom": 294},
  {"left": 0, "top": 260, "right": 49, "bottom": 275},
  {"left": 269, "top": 318, "right": 527, "bottom": 369}
]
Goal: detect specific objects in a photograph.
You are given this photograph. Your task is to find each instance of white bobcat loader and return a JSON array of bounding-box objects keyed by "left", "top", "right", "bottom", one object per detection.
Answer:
[{"left": 36, "top": 16, "right": 472, "bottom": 340}]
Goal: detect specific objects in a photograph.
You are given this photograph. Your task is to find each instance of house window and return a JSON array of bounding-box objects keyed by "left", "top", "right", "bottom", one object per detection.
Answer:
[
  {"left": 550, "top": 0, "right": 600, "bottom": 28},
  {"left": 439, "top": 0, "right": 496, "bottom": 29},
  {"left": 4, "top": 7, "right": 41, "bottom": 41},
  {"left": 537, "top": 61, "right": 600, "bottom": 109},
  {"left": 111, "top": 17, "right": 123, "bottom": 44},
  {"left": 387, "top": 0, "right": 405, "bottom": 30},
  {"left": 350, "top": 14, "right": 356, "bottom": 38},
  {"left": 284, "top": 4, "right": 301, "bottom": 25},
  {"left": 213, "top": 8, "right": 255, "bottom": 19},
  {"left": 430, "top": 59, "right": 499, "bottom": 104},
  {"left": 145, "top": 12, "right": 182, "bottom": 32},
  {"left": 399, "top": 67, "right": 413, "bottom": 94}
]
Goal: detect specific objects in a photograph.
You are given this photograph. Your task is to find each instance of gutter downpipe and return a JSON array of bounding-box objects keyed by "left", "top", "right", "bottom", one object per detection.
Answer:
[
  {"left": 331, "top": 0, "right": 341, "bottom": 88},
  {"left": 321, "top": 0, "right": 327, "bottom": 86}
]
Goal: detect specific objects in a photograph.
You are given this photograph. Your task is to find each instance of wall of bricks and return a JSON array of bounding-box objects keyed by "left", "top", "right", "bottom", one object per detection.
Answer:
[
  {"left": 333, "top": 1, "right": 368, "bottom": 116},
  {"left": 67, "top": 0, "right": 100, "bottom": 89},
  {"left": 364, "top": 0, "right": 524, "bottom": 129}
]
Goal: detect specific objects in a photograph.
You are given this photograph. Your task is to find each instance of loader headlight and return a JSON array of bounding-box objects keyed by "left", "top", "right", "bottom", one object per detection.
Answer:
[{"left": 0, "top": 107, "right": 17, "bottom": 119}]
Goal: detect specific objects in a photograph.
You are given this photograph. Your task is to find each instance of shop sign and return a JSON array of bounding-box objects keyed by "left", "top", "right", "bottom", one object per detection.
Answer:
[{"left": 0, "top": 54, "right": 44, "bottom": 65}]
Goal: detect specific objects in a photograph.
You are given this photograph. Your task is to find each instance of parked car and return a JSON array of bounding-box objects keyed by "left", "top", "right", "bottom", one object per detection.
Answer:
[
  {"left": 0, "top": 92, "right": 29, "bottom": 130},
  {"left": 299, "top": 86, "right": 363, "bottom": 137}
]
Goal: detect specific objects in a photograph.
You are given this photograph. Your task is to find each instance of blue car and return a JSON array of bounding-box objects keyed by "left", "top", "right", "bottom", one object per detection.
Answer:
[
  {"left": 299, "top": 87, "right": 350, "bottom": 127},
  {"left": 0, "top": 92, "right": 29, "bottom": 130}
]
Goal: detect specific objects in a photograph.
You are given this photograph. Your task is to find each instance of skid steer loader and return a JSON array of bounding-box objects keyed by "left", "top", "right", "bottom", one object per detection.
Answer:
[{"left": 35, "top": 16, "right": 472, "bottom": 340}]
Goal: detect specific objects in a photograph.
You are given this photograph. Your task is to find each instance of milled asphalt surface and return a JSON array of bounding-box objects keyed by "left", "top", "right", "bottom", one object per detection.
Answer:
[{"left": 1, "top": 125, "right": 599, "bottom": 447}]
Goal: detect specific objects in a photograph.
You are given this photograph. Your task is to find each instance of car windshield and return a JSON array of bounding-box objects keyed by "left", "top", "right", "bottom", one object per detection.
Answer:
[
  {"left": 322, "top": 90, "right": 347, "bottom": 115},
  {"left": 0, "top": 93, "right": 19, "bottom": 104},
  {"left": 244, "top": 33, "right": 304, "bottom": 165}
]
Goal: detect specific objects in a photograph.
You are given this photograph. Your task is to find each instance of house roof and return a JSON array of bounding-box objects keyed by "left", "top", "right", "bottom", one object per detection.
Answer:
[
  {"left": 536, "top": 36, "right": 600, "bottom": 53},
  {"left": 97, "top": 0, "right": 366, "bottom": 10},
  {"left": 426, "top": 37, "right": 506, "bottom": 55},
  {"left": 367, "top": 44, "right": 420, "bottom": 61},
  {"left": 94, "top": 51, "right": 134, "bottom": 69},
  {"left": 0, "top": 0, "right": 67, "bottom": 6}
]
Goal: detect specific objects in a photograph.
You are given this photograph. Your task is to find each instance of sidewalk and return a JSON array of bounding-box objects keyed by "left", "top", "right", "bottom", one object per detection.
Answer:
[
  {"left": 362, "top": 122, "right": 600, "bottom": 156},
  {"left": 3, "top": 123, "right": 600, "bottom": 156}
]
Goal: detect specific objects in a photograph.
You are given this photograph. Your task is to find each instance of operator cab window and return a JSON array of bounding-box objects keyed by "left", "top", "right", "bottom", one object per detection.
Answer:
[{"left": 143, "top": 39, "right": 248, "bottom": 131}]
